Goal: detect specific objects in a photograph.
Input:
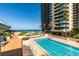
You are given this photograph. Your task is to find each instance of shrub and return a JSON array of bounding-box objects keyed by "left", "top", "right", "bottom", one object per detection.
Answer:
[
  {"left": 3, "top": 32, "right": 12, "bottom": 37},
  {"left": 19, "top": 32, "right": 26, "bottom": 36}
]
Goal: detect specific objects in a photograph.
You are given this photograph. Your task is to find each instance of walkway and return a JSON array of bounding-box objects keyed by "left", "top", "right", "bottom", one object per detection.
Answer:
[
  {"left": 48, "top": 35, "right": 79, "bottom": 48},
  {"left": 1, "top": 32, "right": 23, "bottom": 56}
]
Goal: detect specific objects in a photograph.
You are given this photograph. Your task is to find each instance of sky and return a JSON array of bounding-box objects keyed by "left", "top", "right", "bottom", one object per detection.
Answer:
[{"left": 0, "top": 3, "right": 41, "bottom": 30}]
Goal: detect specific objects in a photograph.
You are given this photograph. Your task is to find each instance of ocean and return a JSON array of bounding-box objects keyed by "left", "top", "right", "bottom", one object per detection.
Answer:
[{"left": 12, "top": 30, "right": 41, "bottom": 32}]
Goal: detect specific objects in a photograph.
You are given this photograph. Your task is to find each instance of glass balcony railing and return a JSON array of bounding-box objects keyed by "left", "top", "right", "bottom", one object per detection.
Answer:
[
  {"left": 46, "top": 12, "right": 52, "bottom": 15},
  {"left": 55, "top": 19, "right": 65, "bottom": 22},
  {"left": 58, "top": 8, "right": 65, "bottom": 12},
  {"left": 48, "top": 3, "right": 52, "bottom": 7},
  {"left": 45, "top": 16, "right": 52, "bottom": 20},
  {"left": 48, "top": 6, "right": 52, "bottom": 9},
  {"left": 57, "top": 23, "right": 69, "bottom": 26},
  {"left": 54, "top": 8, "right": 65, "bottom": 12},
  {"left": 54, "top": 11, "right": 64, "bottom": 16},
  {"left": 45, "top": 6, "right": 52, "bottom": 11},
  {"left": 55, "top": 27, "right": 69, "bottom": 29},
  {"left": 55, "top": 5, "right": 65, "bottom": 11},
  {"left": 54, "top": 3, "right": 60, "bottom": 6},
  {"left": 55, "top": 13, "right": 64, "bottom": 18},
  {"left": 47, "top": 9, "right": 52, "bottom": 12},
  {"left": 54, "top": 4, "right": 64, "bottom": 9},
  {"left": 55, "top": 9, "right": 65, "bottom": 14}
]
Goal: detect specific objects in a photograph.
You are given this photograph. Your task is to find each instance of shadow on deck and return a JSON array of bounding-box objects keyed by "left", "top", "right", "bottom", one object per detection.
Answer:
[{"left": 1, "top": 48, "right": 23, "bottom": 56}]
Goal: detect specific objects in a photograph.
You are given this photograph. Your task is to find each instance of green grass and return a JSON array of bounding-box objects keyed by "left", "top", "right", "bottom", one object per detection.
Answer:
[
  {"left": 32, "top": 32, "right": 42, "bottom": 37},
  {"left": 19, "top": 32, "right": 27, "bottom": 36},
  {"left": 32, "top": 32, "right": 40, "bottom": 35}
]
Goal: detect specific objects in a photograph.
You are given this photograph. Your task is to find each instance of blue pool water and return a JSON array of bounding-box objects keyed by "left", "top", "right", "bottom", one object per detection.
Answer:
[{"left": 34, "top": 38, "right": 79, "bottom": 56}]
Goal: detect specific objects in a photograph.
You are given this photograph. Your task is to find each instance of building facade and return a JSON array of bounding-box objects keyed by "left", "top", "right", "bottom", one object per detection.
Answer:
[
  {"left": 41, "top": 3, "right": 52, "bottom": 33},
  {"left": 41, "top": 3, "right": 73, "bottom": 35},
  {"left": 73, "top": 3, "right": 79, "bottom": 30}
]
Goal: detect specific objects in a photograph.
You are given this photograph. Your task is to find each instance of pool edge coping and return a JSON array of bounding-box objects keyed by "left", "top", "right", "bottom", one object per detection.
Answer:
[{"left": 33, "top": 40, "right": 49, "bottom": 56}]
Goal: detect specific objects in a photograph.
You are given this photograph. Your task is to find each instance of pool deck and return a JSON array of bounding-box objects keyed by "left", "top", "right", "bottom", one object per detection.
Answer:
[
  {"left": 1, "top": 32, "right": 23, "bottom": 56},
  {"left": 29, "top": 37, "right": 48, "bottom": 56},
  {"left": 29, "top": 34, "right": 79, "bottom": 56},
  {"left": 48, "top": 35, "right": 79, "bottom": 48}
]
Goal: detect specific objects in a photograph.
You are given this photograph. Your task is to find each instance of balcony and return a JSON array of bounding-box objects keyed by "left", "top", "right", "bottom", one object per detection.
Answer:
[
  {"left": 54, "top": 11, "right": 64, "bottom": 16},
  {"left": 73, "top": 16, "right": 78, "bottom": 19},
  {"left": 54, "top": 3, "right": 60, "bottom": 6},
  {"left": 45, "top": 12, "right": 52, "bottom": 16},
  {"left": 55, "top": 16, "right": 64, "bottom": 19},
  {"left": 54, "top": 5, "right": 65, "bottom": 11},
  {"left": 55, "top": 23, "right": 69, "bottom": 27},
  {"left": 54, "top": 8, "right": 65, "bottom": 13},
  {"left": 48, "top": 3, "right": 52, "bottom": 7},
  {"left": 58, "top": 4, "right": 68, "bottom": 9},
  {"left": 47, "top": 6, "right": 52, "bottom": 9},
  {"left": 45, "top": 25, "right": 52, "bottom": 29},
  {"left": 55, "top": 20, "right": 69, "bottom": 24},
  {"left": 54, "top": 27, "right": 69, "bottom": 32},
  {"left": 47, "top": 26, "right": 52, "bottom": 29},
  {"left": 55, "top": 13, "right": 64, "bottom": 18},
  {"left": 54, "top": 9, "right": 65, "bottom": 15},
  {"left": 54, "top": 3, "right": 64, "bottom": 9},
  {"left": 59, "top": 29, "right": 69, "bottom": 32},
  {"left": 55, "top": 19, "right": 64, "bottom": 22},
  {"left": 73, "top": 5, "right": 78, "bottom": 8},
  {"left": 55, "top": 15, "right": 64, "bottom": 19},
  {"left": 45, "top": 6, "right": 52, "bottom": 11},
  {"left": 73, "top": 12, "right": 78, "bottom": 15}
]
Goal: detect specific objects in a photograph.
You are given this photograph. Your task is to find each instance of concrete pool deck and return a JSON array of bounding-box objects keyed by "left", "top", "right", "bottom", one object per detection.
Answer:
[
  {"left": 29, "top": 37, "right": 48, "bottom": 56},
  {"left": 1, "top": 32, "right": 23, "bottom": 56},
  {"left": 29, "top": 34, "right": 79, "bottom": 56},
  {"left": 48, "top": 35, "right": 79, "bottom": 48}
]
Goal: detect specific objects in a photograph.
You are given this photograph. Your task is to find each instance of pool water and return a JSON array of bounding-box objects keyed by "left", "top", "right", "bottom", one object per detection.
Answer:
[{"left": 34, "top": 38, "right": 79, "bottom": 56}]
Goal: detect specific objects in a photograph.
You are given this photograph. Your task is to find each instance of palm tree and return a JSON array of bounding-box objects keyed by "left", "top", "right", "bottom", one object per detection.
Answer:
[{"left": 63, "top": 4, "right": 69, "bottom": 40}]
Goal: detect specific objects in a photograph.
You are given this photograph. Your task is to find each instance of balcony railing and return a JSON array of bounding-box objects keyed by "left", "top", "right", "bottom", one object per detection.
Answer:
[
  {"left": 55, "top": 20, "right": 69, "bottom": 23},
  {"left": 54, "top": 3, "right": 60, "bottom": 6},
  {"left": 55, "top": 13, "right": 64, "bottom": 18},
  {"left": 54, "top": 3, "right": 64, "bottom": 9},
  {"left": 54, "top": 5, "right": 65, "bottom": 10},
  {"left": 55, "top": 23, "right": 69, "bottom": 27},
  {"left": 55, "top": 16, "right": 65, "bottom": 19},
  {"left": 54, "top": 11, "right": 64, "bottom": 16},
  {"left": 54, "top": 9, "right": 65, "bottom": 14}
]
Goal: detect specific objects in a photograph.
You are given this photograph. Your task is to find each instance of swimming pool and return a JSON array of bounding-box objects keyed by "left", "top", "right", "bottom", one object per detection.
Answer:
[{"left": 34, "top": 38, "right": 79, "bottom": 56}]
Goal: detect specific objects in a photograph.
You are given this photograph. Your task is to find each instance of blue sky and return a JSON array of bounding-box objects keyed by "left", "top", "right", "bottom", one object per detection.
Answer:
[{"left": 0, "top": 3, "right": 41, "bottom": 30}]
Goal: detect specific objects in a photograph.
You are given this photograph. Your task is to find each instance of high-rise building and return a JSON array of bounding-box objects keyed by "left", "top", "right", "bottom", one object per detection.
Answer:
[
  {"left": 73, "top": 3, "right": 79, "bottom": 30},
  {"left": 41, "top": 3, "right": 73, "bottom": 35},
  {"left": 52, "top": 3, "right": 73, "bottom": 34},
  {"left": 41, "top": 3, "right": 52, "bottom": 33}
]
